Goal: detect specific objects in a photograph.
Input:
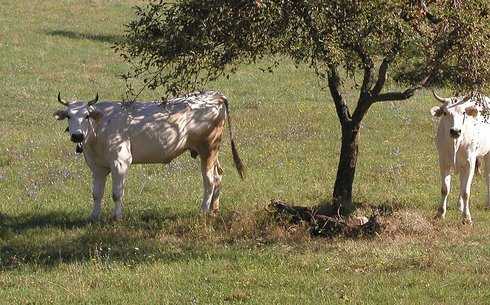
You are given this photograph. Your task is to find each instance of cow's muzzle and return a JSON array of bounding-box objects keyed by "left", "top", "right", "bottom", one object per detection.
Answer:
[
  {"left": 449, "top": 128, "right": 461, "bottom": 139},
  {"left": 70, "top": 133, "right": 84, "bottom": 143}
]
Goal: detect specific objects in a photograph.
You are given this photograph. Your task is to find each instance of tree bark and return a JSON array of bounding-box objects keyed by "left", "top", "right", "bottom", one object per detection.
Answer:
[{"left": 332, "top": 118, "right": 361, "bottom": 215}]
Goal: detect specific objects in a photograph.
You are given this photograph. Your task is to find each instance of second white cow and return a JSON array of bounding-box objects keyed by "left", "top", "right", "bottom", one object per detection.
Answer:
[{"left": 431, "top": 92, "right": 490, "bottom": 224}]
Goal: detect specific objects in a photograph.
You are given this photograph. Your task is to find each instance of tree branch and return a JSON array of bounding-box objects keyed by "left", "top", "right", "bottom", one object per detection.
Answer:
[
  {"left": 328, "top": 65, "right": 351, "bottom": 125},
  {"left": 373, "top": 75, "right": 430, "bottom": 102},
  {"left": 355, "top": 45, "right": 375, "bottom": 95},
  {"left": 419, "top": 0, "right": 441, "bottom": 24},
  {"left": 370, "top": 58, "right": 390, "bottom": 97},
  {"left": 405, "top": 0, "right": 441, "bottom": 24},
  {"left": 349, "top": 47, "right": 378, "bottom": 126}
]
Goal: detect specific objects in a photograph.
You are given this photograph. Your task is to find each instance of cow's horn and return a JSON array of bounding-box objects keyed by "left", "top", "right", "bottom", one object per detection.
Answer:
[
  {"left": 88, "top": 93, "right": 99, "bottom": 106},
  {"left": 432, "top": 91, "right": 448, "bottom": 104},
  {"left": 57, "top": 92, "right": 70, "bottom": 106}
]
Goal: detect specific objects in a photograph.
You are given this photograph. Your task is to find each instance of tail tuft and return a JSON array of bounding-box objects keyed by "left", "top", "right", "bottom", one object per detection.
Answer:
[
  {"left": 231, "top": 140, "right": 245, "bottom": 180},
  {"left": 223, "top": 96, "right": 245, "bottom": 180}
]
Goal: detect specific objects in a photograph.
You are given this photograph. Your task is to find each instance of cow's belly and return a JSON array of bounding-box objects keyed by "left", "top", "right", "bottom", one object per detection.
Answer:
[
  {"left": 130, "top": 140, "right": 187, "bottom": 164},
  {"left": 129, "top": 130, "right": 188, "bottom": 164}
]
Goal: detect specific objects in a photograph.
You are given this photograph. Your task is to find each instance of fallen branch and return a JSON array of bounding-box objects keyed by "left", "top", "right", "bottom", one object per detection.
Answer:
[{"left": 267, "top": 199, "right": 385, "bottom": 238}]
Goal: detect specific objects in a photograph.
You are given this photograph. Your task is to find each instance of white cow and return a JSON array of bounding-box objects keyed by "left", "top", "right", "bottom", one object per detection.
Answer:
[
  {"left": 53, "top": 91, "right": 244, "bottom": 221},
  {"left": 431, "top": 92, "right": 490, "bottom": 224}
]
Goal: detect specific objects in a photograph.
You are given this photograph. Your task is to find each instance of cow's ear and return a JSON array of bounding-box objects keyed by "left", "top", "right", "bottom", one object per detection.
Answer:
[
  {"left": 465, "top": 106, "right": 478, "bottom": 117},
  {"left": 430, "top": 106, "right": 443, "bottom": 117},
  {"left": 53, "top": 110, "right": 68, "bottom": 120}
]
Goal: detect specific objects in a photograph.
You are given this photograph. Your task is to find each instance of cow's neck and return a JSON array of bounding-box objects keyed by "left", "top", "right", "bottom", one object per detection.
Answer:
[{"left": 82, "top": 118, "right": 98, "bottom": 151}]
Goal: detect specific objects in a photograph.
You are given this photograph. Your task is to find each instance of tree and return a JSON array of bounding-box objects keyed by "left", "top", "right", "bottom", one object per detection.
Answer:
[{"left": 115, "top": 0, "right": 490, "bottom": 215}]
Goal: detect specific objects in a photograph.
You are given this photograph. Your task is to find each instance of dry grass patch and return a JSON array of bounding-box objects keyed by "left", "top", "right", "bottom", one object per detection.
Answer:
[
  {"left": 153, "top": 204, "right": 438, "bottom": 245},
  {"left": 160, "top": 209, "right": 312, "bottom": 245},
  {"left": 384, "top": 210, "right": 435, "bottom": 236}
]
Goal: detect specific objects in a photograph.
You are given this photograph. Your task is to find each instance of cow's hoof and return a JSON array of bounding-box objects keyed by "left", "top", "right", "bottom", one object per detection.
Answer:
[
  {"left": 199, "top": 210, "right": 218, "bottom": 219},
  {"left": 434, "top": 212, "right": 445, "bottom": 220},
  {"left": 462, "top": 218, "right": 473, "bottom": 225}
]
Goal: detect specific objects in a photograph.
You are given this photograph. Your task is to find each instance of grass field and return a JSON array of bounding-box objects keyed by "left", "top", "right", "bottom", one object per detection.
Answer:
[{"left": 1, "top": 1, "right": 490, "bottom": 304}]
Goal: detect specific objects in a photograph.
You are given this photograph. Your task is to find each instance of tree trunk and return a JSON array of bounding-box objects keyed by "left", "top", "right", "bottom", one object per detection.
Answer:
[
  {"left": 326, "top": 65, "right": 365, "bottom": 216},
  {"left": 332, "top": 121, "right": 361, "bottom": 216},
  {"left": 324, "top": 60, "right": 428, "bottom": 216}
]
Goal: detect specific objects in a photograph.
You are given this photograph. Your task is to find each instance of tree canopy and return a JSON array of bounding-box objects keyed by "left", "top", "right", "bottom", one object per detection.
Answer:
[{"left": 116, "top": 0, "right": 490, "bottom": 97}]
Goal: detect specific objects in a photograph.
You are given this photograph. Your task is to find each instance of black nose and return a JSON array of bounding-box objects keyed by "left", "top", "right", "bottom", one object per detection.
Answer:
[
  {"left": 450, "top": 128, "right": 461, "bottom": 138},
  {"left": 70, "top": 133, "right": 84, "bottom": 143}
]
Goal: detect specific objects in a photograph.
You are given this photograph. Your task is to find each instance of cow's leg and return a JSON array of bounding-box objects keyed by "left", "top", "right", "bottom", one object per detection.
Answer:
[
  {"left": 459, "top": 161, "right": 474, "bottom": 224},
  {"left": 484, "top": 158, "right": 490, "bottom": 209},
  {"left": 91, "top": 169, "right": 109, "bottom": 222},
  {"left": 210, "top": 159, "right": 223, "bottom": 212},
  {"left": 111, "top": 160, "right": 128, "bottom": 221},
  {"left": 200, "top": 151, "right": 219, "bottom": 213},
  {"left": 198, "top": 123, "right": 224, "bottom": 213},
  {"left": 437, "top": 161, "right": 452, "bottom": 219}
]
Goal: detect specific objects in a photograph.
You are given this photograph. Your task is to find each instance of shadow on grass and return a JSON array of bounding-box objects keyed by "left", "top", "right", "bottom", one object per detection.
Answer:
[
  {"left": 0, "top": 212, "right": 89, "bottom": 233},
  {"left": 0, "top": 200, "right": 398, "bottom": 270},
  {"left": 46, "top": 30, "right": 124, "bottom": 44},
  {"left": 0, "top": 208, "right": 224, "bottom": 270}
]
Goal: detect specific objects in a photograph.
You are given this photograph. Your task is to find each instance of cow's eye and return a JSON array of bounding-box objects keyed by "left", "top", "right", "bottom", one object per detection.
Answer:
[{"left": 67, "top": 115, "right": 71, "bottom": 119}]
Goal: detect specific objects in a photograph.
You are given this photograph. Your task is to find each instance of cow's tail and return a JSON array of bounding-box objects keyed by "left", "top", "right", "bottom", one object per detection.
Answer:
[{"left": 223, "top": 97, "right": 245, "bottom": 180}]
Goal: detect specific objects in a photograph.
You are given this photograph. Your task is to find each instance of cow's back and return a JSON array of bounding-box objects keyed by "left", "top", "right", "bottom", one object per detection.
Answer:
[
  {"left": 127, "top": 91, "right": 227, "bottom": 164},
  {"left": 88, "top": 92, "right": 226, "bottom": 164}
]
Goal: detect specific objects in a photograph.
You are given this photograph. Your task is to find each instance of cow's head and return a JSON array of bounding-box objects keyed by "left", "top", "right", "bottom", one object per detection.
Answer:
[
  {"left": 53, "top": 93, "right": 103, "bottom": 143},
  {"left": 430, "top": 92, "right": 478, "bottom": 139}
]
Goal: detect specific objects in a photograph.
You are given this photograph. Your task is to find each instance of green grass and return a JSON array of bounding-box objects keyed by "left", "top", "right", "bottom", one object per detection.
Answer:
[{"left": 1, "top": 1, "right": 490, "bottom": 304}]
